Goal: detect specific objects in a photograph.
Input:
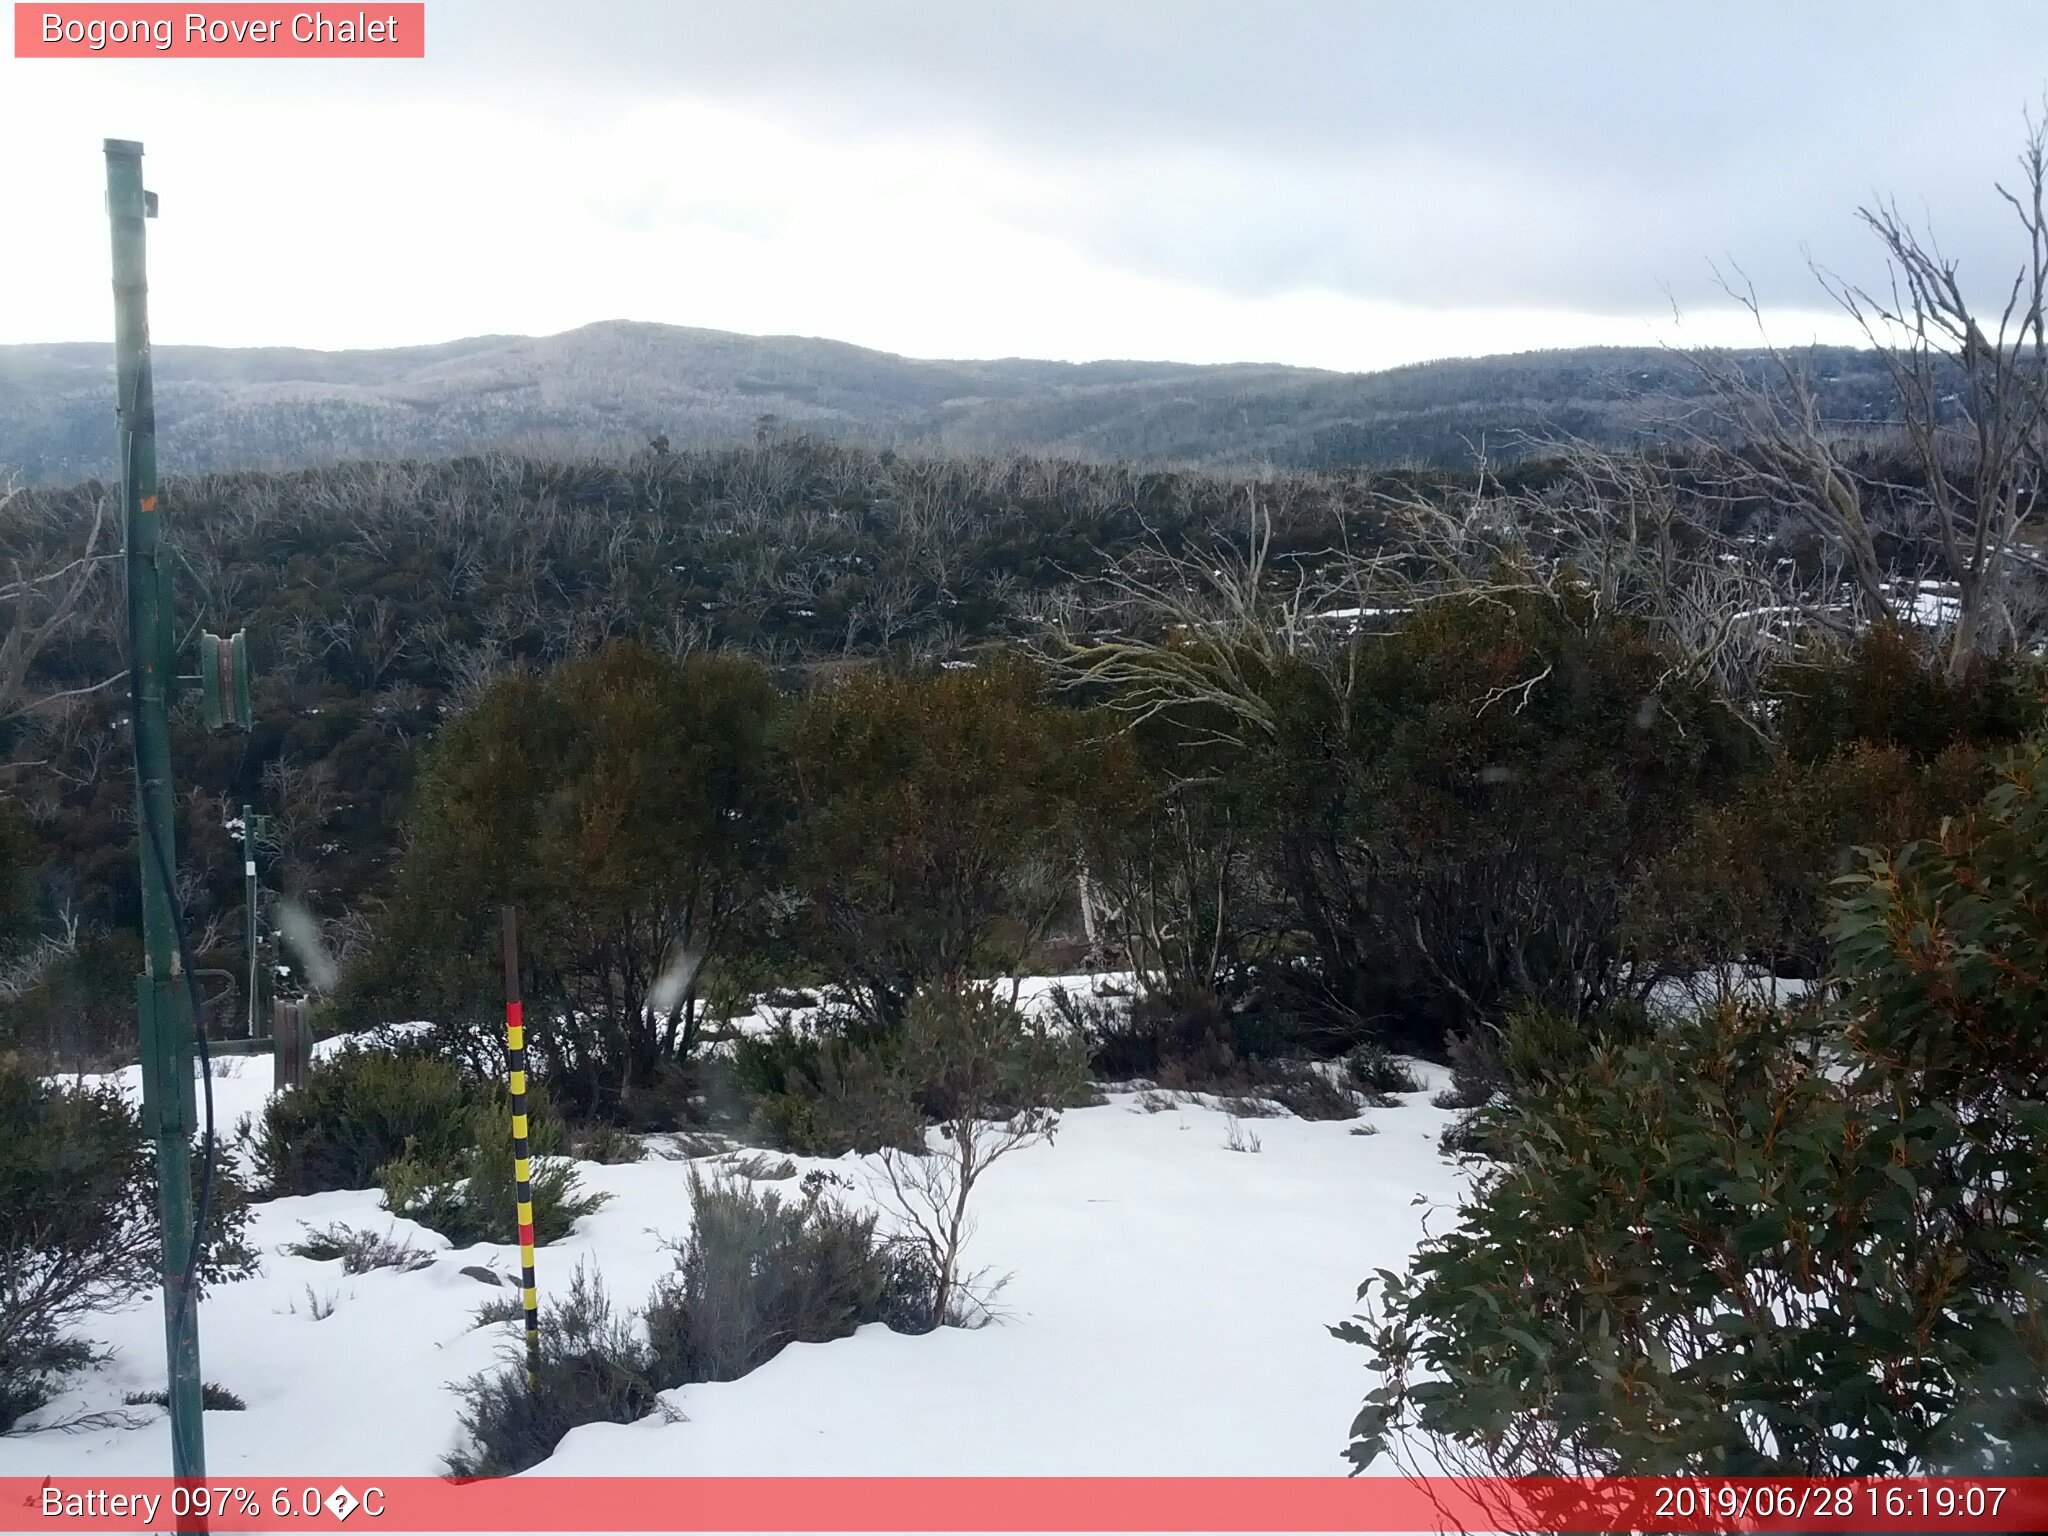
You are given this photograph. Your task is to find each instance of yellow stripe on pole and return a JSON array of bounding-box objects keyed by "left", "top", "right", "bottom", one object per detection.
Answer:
[
  {"left": 522, "top": 1286, "right": 538, "bottom": 1310},
  {"left": 509, "top": 1068, "right": 527, "bottom": 1096},
  {"left": 517, "top": 1199, "right": 535, "bottom": 1225},
  {"left": 511, "top": 1113, "right": 528, "bottom": 1140},
  {"left": 507, "top": 1025, "right": 524, "bottom": 1051},
  {"left": 514, "top": 1157, "right": 532, "bottom": 1183}
]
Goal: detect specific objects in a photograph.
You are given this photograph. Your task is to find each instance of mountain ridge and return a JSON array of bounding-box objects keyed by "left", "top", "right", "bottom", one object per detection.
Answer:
[{"left": 0, "top": 319, "right": 1898, "bottom": 485}]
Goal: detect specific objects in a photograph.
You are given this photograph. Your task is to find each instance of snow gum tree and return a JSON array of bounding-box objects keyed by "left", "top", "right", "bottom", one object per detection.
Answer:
[
  {"left": 784, "top": 657, "right": 1121, "bottom": 1026},
  {"left": 342, "top": 641, "right": 789, "bottom": 1122}
]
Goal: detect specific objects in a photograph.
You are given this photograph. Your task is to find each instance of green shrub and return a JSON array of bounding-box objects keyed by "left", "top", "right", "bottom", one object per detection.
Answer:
[
  {"left": 1433, "top": 1002, "right": 1652, "bottom": 1140},
  {"left": 1, "top": 1061, "right": 253, "bottom": 1431},
  {"left": 1643, "top": 741, "right": 1989, "bottom": 977},
  {"left": 378, "top": 1097, "right": 605, "bottom": 1250},
  {"left": 1770, "top": 622, "right": 2043, "bottom": 765},
  {"left": 1341, "top": 1044, "right": 1422, "bottom": 1105},
  {"left": 785, "top": 657, "right": 1116, "bottom": 1025},
  {"left": 250, "top": 1044, "right": 478, "bottom": 1196},
  {"left": 1641, "top": 629, "right": 2046, "bottom": 980},
  {"left": 1499, "top": 999, "right": 1651, "bottom": 1091},
  {"left": 733, "top": 1011, "right": 924, "bottom": 1157},
  {"left": 1078, "top": 986, "right": 1249, "bottom": 1084},
  {"left": 1339, "top": 737, "right": 2048, "bottom": 1477},
  {"left": 1, "top": 1336, "right": 99, "bottom": 1432},
  {"left": 645, "top": 1173, "right": 936, "bottom": 1385},
  {"left": 3, "top": 1065, "right": 151, "bottom": 1435},
  {"left": 1231, "top": 587, "right": 1755, "bottom": 1053},
  {"left": 351, "top": 643, "right": 788, "bottom": 1126},
  {"left": 446, "top": 1266, "right": 666, "bottom": 1478},
  {"left": 184, "top": 1145, "right": 260, "bottom": 1289},
  {"left": 898, "top": 984, "right": 1091, "bottom": 1125}
]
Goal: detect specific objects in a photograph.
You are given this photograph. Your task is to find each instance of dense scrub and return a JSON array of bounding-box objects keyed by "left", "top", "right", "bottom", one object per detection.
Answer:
[
  {"left": 4, "top": 425, "right": 2026, "bottom": 1073},
  {"left": 0, "top": 442, "right": 1415, "bottom": 1055},
  {"left": 1341, "top": 735, "right": 2048, "bottom": 1476}
]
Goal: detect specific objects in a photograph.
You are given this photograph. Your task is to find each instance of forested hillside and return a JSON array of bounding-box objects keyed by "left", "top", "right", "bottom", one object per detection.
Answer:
[
  {"left": 2, "top": 418, "right": 2030, "bottom": 1058},
  {"left": 0, "top": 323, "right": 1907, "bottom": 484}
]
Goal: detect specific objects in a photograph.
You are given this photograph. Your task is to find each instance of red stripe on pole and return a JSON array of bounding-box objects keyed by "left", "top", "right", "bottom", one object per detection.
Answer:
[
  {"left": 517, "top": 1222, "right": 536, "bottom": 1248},
  {"left": 7, "top": 1477, "right": 2047, "bottom": 1532},
  {"left": 506, "top": 1000, "right": 523, "bottom": 1032}
]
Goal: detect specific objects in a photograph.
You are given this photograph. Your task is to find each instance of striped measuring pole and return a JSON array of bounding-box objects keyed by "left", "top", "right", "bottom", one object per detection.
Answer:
[{"left": 501, "top": 906, "right": 541, "bottom": 1388}]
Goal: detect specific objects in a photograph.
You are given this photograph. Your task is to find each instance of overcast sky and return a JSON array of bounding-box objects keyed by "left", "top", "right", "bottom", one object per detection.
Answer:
[{"left": 3, "top": 1, "right": 2046, "bottom": 370}]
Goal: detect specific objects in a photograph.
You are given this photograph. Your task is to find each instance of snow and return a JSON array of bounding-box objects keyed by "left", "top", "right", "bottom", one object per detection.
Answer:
[
  {"left": 1, "top": 1017, "right": 1466, "bottom": 1489},
  {"left": 1646, "top": 966, "right": 1818, "bottom": 1017},
  {"left": 718, "top": 973, "right": 1134, "bottom": 1041},
  {"left": 1308, "top": 606, "right": 1407, "bottom": 623}
]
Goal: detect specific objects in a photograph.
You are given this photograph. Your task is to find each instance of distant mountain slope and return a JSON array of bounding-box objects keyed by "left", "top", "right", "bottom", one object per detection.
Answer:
[{"left": 0, "top": 320, "right": 1901, "bottom": 484}]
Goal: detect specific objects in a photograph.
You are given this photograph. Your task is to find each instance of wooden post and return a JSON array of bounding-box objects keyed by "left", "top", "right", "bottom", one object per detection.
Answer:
[{"left": 271, "top": 999, "right": 312, "bottom": 1092}]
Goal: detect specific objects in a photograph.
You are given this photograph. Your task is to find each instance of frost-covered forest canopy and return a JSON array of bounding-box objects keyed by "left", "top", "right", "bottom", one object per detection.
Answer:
[
  {"left": 5, "top": 107, "right": 2048, "bottom": 1485},
  {"left": 0, "top": 330, "right": 1913, "bottom": 487}
]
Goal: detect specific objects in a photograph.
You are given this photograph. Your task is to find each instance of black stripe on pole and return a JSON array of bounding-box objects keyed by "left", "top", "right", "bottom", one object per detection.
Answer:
[{"left": 503, "top": 906, "right": 540, "bottom": 1390}]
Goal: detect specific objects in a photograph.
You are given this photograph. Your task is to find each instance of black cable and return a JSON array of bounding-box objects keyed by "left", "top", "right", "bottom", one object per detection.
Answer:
[{"left": 122, "top": 427, "right": 216, "bottom": 1345}]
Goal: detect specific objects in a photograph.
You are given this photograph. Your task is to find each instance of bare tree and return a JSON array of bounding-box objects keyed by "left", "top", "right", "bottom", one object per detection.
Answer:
[
  {"left": 1823, "top": 114, "right": 2048, "bottom": 671},
  {"left": 1686, "top": 106, "right": 2048, "bottom": 675},
  {"left": 0, "top": 484, "right": 120, "bottom": 733},
  {"left": 873, "top": 986, "right": 1080, "bottom": 1327}
]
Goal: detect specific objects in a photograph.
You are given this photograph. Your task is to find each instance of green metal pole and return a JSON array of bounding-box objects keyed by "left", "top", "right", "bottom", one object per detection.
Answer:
[{"left": 107, "top": 137, "right": 207, "bottom": 1485}]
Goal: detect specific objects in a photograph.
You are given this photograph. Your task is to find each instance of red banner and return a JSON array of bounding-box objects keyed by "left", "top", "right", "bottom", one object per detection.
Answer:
[
  {"left": 13, "top": 4, "right": 425, "bottom": 58},
  {"left": 5, "top": 1476, "right": 2048, "bottom": 1533}
]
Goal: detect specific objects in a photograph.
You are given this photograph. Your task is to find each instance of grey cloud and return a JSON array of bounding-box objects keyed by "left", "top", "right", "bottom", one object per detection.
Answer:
[{"left": 413, "top": 3, "right": 2048, "bottom": 314}]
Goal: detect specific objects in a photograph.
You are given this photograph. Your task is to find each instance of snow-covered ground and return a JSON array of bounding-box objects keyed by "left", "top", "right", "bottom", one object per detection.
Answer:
[{"left": 2, "top": 1023, "right": 1465, "bottom": 1482}]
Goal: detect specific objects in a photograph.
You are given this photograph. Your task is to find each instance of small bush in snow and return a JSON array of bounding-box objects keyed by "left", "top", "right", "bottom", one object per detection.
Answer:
[
  {"left": 571, "top": 1124, "right": 646, "bottom": 1166},
  {"left": 646, "top": 1173, "right": 935, "bottom": 1386},
  {"left": 0, "top": 1060, "right": 254, "bottom": 1433},
  {"left": 1079, "top": 985, "right": 1242, "bottom": 1083},
  {"left": 468, "top": 1295, "right": 523, "bottom": 1330},
  {"left": 876, "top": 985, "right": 1084, "bottom": 1325},
  {"left": 1254, "top": 1060, "right": 1357, "bottom": 1122},
  {"left": 1341, "top": 1044, "right": 1421, "bottom": 1105},
  {"left": 285, "top": 1223, "right": 435, "bottom": 1275},
  {"left": 720, "top": 1152, "right": 798, "bottom": 1181},
  {"left": 378, "top": 1098, "right": 605, "bottom": 1249},
  {"left": 124, "top": 1382, "right": 244, "bottom": 1411},
  {"left": 735, "top": 987, "right": 1088, "bottom": 1158},
  {"left": 251, "top": 1044, "right": 480, "bottom": 1196},
  {"left": 739, "top": 1018, "right": 925, "bottom": 1158},
  {"left": 1432, "top": 1027, "right": 1506, "bottom": 1112},
  {"left": 447, "top": 1266, "right": 667, "bottom": 1478}
]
